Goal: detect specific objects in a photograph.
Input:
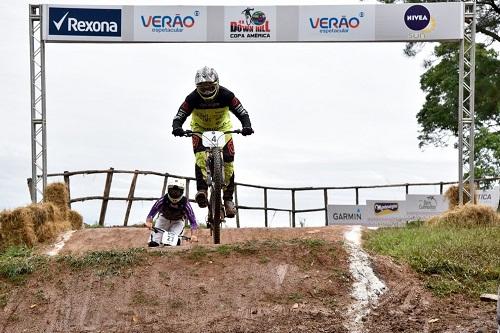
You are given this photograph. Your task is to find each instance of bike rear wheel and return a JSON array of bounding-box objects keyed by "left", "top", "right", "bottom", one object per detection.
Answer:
[{"left": 210, "top": 149, "right": 223, "bottom": 244}]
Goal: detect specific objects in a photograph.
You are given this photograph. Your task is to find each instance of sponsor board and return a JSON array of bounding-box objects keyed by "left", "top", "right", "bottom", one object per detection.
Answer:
[
  {"left": 405, "top": 194, "right": 448, "bottom": 220},
  {"left": 375, "top": 2, "right": 463, "bottom": 41},
  {"left": 45, "top": 6, "right": 122, "bottom": 41},
  {"left": 134, "top": 6, "right": 207, "bottom": 42},
  {"left": 327, "top": 205, "right": 367, "bottom": 226},
  {"left": 298, "top": 5, "right": 375, "bottom": 41},
  {"left": 476, "top": 187, "right": 500, "bottom": 210},
  {"left": 224, "top": 6, "right": 276, "bottom": 42},
  {"left": 365, "top": 200, "right": 407, "bottom": 226}
]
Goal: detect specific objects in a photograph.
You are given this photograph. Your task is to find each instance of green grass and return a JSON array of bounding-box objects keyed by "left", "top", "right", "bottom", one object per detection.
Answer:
[
  {"left": 363, "top": 224, "right": 500, "bottom": 297},
  {"left": 0, "top": 246, "right": 47, "bottom": 282},
  {"left": 57, "top": 248, "right": 145, "bottom": 276}
]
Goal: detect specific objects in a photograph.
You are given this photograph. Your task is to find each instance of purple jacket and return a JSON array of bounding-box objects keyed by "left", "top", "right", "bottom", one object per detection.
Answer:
[{"left": 147, "top": 196, "right": 198, "bottom": 230}]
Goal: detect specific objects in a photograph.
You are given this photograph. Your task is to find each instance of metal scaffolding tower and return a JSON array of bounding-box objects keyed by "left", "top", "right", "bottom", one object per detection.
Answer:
[
  {"left": 458, "top": 1, "right": 477, "bottom": 205},
  {"left": 29, "top": 4, "right": 47, "bottom": 202}
]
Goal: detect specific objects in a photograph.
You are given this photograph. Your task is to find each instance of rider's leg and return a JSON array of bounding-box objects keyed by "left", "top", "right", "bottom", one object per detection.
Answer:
[
  {"left": 222, "top": 136, "right": 237, "bottom": 218},
  {"left": 148, "top": 215, "right": 168, "bottom": 246},
  {"left": 165, "top": 218, "right": 185, "bottom": 236},
  {"left": 193, "top": 135, "right": 208, "bottom": 208}
]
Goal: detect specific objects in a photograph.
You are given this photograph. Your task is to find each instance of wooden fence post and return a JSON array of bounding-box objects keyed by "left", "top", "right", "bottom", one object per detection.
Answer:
[
  {"left": 235, "top": 184, "right": 240, "bottom": 228},
  {"left": 124, "top": 170, "right": 139, "bottom": 226},
  {"left": 185, "top": 179, "right": 190, "bottom": 201},
  {"left": 324, "top": 189, "right": 328, "bottom": 226},
  {"left": 99, "top": 167, "right": 114, "bottom": 226},
  {"left": 63, "top": 171, "right": 71, "bottom": 209},
  {"left": 355, "top": 187, "right": 359, "bottom": 205},
  {"left": 291, "top": 189, "right": 296, "bottom": 228},
  {"left": 161, "top": 174, "right": 169, "bottom": 196},
  {"left": 264, "top": 188, "right": 268, "bottom": 228},
  {"left": 440, "top": 182, "right": 444, "bottom": 195}
]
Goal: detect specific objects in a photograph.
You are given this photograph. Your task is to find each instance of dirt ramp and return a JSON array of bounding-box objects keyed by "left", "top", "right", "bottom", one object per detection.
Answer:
[{"left": 57, "top": 226, "right": 349, "bottom": 254}]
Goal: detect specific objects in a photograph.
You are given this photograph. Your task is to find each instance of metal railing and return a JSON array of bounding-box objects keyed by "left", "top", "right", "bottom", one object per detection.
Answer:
[{"left": 28, "top": 168, "right": 500, "bottom": 227}]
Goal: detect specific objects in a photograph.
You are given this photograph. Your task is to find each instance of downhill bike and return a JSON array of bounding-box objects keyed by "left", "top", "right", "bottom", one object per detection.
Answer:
[{"left": 184, "top": 129, "right": 242, "bottom": 244}]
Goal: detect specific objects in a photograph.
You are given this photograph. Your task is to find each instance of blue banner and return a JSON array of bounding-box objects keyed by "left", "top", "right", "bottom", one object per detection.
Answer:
[{"left": 48, "top": 7, "right": 121, "bottom": 37}]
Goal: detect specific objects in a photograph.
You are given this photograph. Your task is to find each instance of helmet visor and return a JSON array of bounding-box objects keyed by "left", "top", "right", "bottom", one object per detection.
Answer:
[{"left": 167, "top": 187, "right": 183, "bottom": 200}]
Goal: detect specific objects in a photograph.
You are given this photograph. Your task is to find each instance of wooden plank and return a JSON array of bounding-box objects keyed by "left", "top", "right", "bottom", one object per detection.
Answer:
[
  {"left": 324, "top": 189, "right": 328, "bottom": 226},
  {"left": 98, "top": 167, "right": 114, "bottom": 226},
  {"left": 123, "top": 170, "right": 139, "bottom": 226},
  {"left": 235, "top": 184, "right": 240, "bottom": 228},
  {"left": 264, "top": 188, "right": 268, "bottom": 228},
  {"left": 64, "top": 171, "right": 71, "bottom": 209}
]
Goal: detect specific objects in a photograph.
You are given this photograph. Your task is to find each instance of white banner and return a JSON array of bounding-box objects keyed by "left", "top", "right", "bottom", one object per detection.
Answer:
[
  {"left": 327, "top": 205, "right": 367, "bottom": 226},
  {"left": 365, "top": 200, "right": 407, "bottom": 226},
  {"left": 299, "top": 5, "right": 375, "bottom": 41},
  {"left": 405, "top": 194, "right": 448, "bottom": 220},
  {"left": 224, "top": 6, "right": 276, "bottom": 42},
  {"left": 375, "top": 2, "right": 463, "bottom": 42},
  {"left": 133, "top": 6, "right": 207, "bottom": 42},
  {"left": 43, "top": 3, "right": 464, "bottom": 43},
  {"left": 477, "top": 187, "right": 500, "bottom": 210}
]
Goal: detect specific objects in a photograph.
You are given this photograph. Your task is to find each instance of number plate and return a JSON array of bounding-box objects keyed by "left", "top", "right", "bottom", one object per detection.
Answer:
[
  {"left": 202, "top": 131, "right": 225, "bottom": 148},
  {"left": 161, "top": 231, "right": 179, "bottom": 246}
]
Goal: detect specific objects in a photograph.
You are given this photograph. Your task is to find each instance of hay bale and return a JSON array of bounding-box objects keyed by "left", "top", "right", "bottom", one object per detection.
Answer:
[
  {"left": 44, "top": 182, "right": 69, "bottom": 216},
  {"left": 426, "top": 204, "right": 500, "bottom": 228},
  {"left": 26, "top": 203, "right": 68, "bottom": 243},
  {"left": 444, "top": 184, "right": 477, "bottom": 209},
  {"left": 68, "top": 210, "right": 83, "bottom": 230},
  {"left": 0, "top": 208, "right": 37, "bottom": 247}
]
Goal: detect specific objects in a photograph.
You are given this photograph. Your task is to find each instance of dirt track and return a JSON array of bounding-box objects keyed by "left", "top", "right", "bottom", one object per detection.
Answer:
[{"left": 0, "top": 226, "right": 497, "bottom": 333}]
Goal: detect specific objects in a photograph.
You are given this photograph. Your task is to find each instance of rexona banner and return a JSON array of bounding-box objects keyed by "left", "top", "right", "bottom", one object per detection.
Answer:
[
  {"left": 42, "top": 3, "right": 463, "bottom": 42},
  {"left": 134, "top": 6, "right": 207, "bottom": 42},
  {"left": 44, "top": 5, "right": 123, "bottom": 41},
  {"left": 224, "top": 6, "right": 276, "bottom": 42}
]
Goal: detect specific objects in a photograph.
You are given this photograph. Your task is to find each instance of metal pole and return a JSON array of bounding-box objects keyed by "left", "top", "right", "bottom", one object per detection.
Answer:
[{"left": 29, "top": 4, "right": 47, "bottom": 202}]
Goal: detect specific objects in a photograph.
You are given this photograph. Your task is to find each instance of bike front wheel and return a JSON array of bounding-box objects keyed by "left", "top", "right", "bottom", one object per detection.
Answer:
[{"left": 210, "top": 150, "right": 223, "bottom": 244}]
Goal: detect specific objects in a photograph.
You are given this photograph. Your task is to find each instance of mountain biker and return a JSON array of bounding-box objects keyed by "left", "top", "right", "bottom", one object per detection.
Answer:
[
  {"left": 171, "top": 66, "right": 254, "bottom": 218},
  {"left": 145, "top": 178, "right": 198, "bottom": 247}
]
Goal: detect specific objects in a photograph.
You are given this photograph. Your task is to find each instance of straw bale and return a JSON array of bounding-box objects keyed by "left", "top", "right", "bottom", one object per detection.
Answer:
[
  {"left": 444, "top": 184, "right": 477, "bottom": 209},
  {"left": 68, "top": 210, "right": 83, "bottom": 230},
  {"left": 426, "top": 204, "right": 499, "bottom": 228},
  {"left": 0, "top": 208, "right": 37, "bottom": 247},
  {"left": 44, "top": 182, "right": 69, "bottom": 216}
]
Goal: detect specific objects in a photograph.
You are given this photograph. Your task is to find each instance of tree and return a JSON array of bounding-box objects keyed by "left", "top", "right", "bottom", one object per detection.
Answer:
[{"left": 384, "top": 0, "right": 500, "bottom": 178}]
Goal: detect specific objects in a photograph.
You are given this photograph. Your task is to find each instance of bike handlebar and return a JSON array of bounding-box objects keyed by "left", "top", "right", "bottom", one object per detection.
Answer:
[{"left": 183, "top": 129, "right": 242, "bottom": 137}]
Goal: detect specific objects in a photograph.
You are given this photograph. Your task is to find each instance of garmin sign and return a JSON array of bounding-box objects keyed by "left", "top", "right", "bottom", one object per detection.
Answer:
[{"left": 48, "top": 7, "right": 121, "bottom": 37}]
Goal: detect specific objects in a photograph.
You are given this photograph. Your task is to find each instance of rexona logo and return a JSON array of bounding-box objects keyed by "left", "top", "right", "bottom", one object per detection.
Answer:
[
  {"left": 49, "top": 7, "right": 121, "bottom": 37},
  {"left": 140, "top": 11, "right": 199, "bottom": 33},
  {"left": 374, "top": 203, "right": 399, "bottom": 216},
  {"left": 229, "top": 8, "right": 271, "bottom": 40},
  {"left": 309, "top": 12, "right": 364, "bottom": 34},
  {"left": 404, "top": 5, "right": 436, "bottom": 39}
]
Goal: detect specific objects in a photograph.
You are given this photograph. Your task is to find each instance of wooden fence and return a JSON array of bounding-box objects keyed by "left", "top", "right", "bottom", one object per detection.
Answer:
[{"left": 28, "top": 169, "right": 500, "bottom": 227}]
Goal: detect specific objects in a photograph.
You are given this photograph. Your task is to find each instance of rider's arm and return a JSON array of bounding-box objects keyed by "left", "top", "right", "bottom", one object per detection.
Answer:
[
  {"left": 172, "top": 95, "right": 195, "bottom": 130},
  {"left": 146, "top": 196, "right": 164, "bottom": 224},
  {"left": 228, "top": 94, "right": 252, "bottom": 128},
  {"left": 184, "top": 200, "right": 198, "bottom": 231}
]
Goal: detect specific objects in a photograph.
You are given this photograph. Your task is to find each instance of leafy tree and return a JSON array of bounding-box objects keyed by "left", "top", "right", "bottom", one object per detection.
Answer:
[{"left": 384, "top": 0, "right": 500, "bottom": 178}]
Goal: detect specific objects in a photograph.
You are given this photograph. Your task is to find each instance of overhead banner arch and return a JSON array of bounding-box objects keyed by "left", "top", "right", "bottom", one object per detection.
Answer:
[
  {"left": 41, "top": 3, "right": 464, "bottom": 42},
  {"left": 29, "top": 2, "right": 477, "bottom": 206}
]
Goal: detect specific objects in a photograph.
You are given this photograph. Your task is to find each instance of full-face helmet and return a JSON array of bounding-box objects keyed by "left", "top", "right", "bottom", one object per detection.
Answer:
[
  {"left": 195, "top": 66, "right": 219, "bottom": 100},
  {"left": 167, "top": 178, "right": 185, "bottom": 204}
]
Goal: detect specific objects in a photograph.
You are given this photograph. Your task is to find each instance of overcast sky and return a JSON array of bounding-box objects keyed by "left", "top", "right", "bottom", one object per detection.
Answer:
[{"left": 0, "top": 0, "right": 462, "bottom": 227}]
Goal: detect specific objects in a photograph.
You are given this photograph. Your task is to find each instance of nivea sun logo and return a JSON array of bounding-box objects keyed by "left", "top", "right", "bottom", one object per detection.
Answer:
[{"left": 404, "top": 5, "right": 430, "bottom": 31}]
